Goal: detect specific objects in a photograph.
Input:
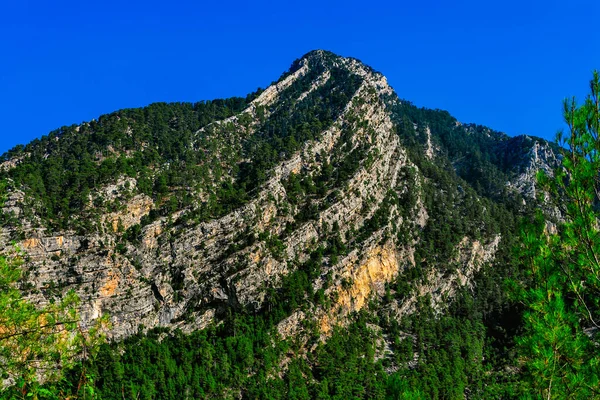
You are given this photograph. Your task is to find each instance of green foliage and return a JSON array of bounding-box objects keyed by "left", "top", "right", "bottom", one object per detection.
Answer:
[
  {"left": 0, "top": 251, "right": 108, "bottom": 399},
  {"left": 388, "top": 95, "right": 555, "bottom": 205},
  {"left": 42, "top": 310, "right": 392, "bottom": 400},
  {"left": 0, "top": 98, "right": 255, "bottom": 232},
  {"left": 514, "top": 71, "right": 600, "bottom": 398},
  {"left": 382, "top": 284, "right": 523, "bottom": 400},
  {"left": 237, "top": 65, "right": 362, "bottom": 195}
]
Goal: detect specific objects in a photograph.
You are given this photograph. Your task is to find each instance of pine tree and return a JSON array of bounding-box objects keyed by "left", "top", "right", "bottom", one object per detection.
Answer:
[{"left": 516, "top": 72, "right": 600, "bottom": 398}]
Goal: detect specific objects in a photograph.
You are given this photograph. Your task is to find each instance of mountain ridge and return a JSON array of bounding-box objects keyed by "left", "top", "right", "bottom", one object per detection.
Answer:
[{"left": 0, "top": 50, "right": 560, "bottom": 397}]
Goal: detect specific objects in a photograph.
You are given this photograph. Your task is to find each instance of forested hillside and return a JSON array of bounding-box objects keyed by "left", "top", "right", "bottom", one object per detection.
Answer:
[{"left": 2, "top": 51, "right": 595, "bottom": 400}]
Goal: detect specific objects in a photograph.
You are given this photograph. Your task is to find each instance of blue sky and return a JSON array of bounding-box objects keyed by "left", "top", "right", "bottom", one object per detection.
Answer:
[{"left": 1, "top": 0, "right": 599, "bottom": 154}]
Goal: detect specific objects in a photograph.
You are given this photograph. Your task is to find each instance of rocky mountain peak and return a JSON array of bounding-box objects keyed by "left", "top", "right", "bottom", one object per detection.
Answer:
[{"left": 0, "top": 51, "right": 558, "bottom": 345}]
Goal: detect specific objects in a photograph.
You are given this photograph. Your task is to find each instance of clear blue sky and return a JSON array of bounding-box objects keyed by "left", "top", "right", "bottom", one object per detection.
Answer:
[{"left": 1, "top": 0, "right": 599, "bottom": 155}]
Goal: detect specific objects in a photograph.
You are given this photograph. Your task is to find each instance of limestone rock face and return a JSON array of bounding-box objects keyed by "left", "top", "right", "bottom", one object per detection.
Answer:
[
  {"left": 0, "top": 50, "right": 558, "bottom": 341},
  {"left": 506, "top": 135, "right": 560, "bottom": 200}
]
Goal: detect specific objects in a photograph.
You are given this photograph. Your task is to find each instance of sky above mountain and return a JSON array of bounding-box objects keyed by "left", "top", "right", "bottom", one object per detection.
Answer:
[{"left": 1, "top": 0, "right": 599, "bottom": 155}]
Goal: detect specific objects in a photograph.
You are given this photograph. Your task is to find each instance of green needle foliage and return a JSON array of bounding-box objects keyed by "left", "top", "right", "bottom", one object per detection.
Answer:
[{"left": 516, "top": 71, "right": 600, "bottom": 399}]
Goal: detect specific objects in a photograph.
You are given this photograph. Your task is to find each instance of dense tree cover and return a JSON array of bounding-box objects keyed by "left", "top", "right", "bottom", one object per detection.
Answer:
[
  {"left": 0, "top": 98, "right": 255, "bottom": 232},
  {"left": 387, "top": 96, "right": 559, "bottom": 204},
  {"left": 49, "top": 312, "right": 391, "bottom": 400}
]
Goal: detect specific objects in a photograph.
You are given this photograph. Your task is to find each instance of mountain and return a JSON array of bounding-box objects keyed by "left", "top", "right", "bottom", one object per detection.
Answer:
[{"left": 0, "top": 50, "right": 559, "bottom": 398}]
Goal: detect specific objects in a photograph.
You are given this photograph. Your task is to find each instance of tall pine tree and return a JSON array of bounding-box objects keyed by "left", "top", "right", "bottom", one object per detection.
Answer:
[{"left": 517, "top": 71, "right": 600, "bottom": 399}]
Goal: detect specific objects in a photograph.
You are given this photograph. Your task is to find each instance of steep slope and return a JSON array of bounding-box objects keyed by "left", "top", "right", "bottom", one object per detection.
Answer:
[
  {"left": 0, "top": 50, "right": 560, "bottom": 397},
  {"left": 2, "top": 50, "right": 405, "bottom": 338},
  {"left": 0, "top": 50, "right": 558, "bottom": 336}
]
